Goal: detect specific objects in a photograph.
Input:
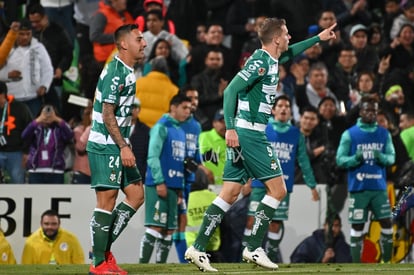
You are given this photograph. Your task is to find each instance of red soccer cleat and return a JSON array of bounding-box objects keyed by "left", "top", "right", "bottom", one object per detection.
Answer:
[
  {"left": 89, "top": 261, "right": 120, "bottom": 275},
  {"left": 105, "top": 251, "right": 128, "bottom": 275}
]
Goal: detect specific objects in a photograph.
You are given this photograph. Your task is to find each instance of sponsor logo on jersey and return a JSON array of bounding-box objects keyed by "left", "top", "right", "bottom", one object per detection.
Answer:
[
  {"left": 356, "top": 172, "right": 382, "bottom": 181},
  {"left": 168, "top": 169, "right": 184, "bottom": 178}
]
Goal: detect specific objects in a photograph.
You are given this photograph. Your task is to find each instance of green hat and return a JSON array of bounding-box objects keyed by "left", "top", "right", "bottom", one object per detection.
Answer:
[{"left": 385, "top": 85, "right": 402, "bottom": 97}]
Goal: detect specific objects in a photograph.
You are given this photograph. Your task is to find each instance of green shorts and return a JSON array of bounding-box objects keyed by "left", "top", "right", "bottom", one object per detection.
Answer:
[
  {"left": 144, "top": 185, "right": 179, "bottom": 230},
  {"left": 88, "top": 152, "right": 142, "bottom": 189},
  {"left": 247, "top": 187, "right": 290, "bottom": 221},
  {"left": 348, "top": 190, "right": 392, "bottom": 224},
  {"left": 223, "top": 128, "right": 283, "bottom": 184}
]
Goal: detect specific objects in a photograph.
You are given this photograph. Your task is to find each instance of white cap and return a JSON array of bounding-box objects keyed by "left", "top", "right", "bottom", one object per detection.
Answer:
[
  {"left": 350, "top": 24, "right": 368, "bottom": 37},
  {"left": 133, "top": 97, "right": 141, "bottom": 107}
]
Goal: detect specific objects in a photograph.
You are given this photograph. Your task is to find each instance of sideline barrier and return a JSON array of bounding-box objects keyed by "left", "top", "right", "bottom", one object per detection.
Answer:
[{"left": 1, "top": 184, "right": 344, "bottom": 263}]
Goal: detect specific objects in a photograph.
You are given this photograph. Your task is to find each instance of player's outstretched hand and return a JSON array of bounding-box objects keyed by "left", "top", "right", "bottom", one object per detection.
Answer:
[{"left": 318, "top": 23, "right": 337, "bottom": 41}]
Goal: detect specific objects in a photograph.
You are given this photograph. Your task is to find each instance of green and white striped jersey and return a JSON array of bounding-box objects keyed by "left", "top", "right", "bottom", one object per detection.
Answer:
[
  {"left": 87, "top": 56, "right": 136, "bottom": 154},
  {"left": 235, "top": 49, "right": 279, "bottom": 131}
]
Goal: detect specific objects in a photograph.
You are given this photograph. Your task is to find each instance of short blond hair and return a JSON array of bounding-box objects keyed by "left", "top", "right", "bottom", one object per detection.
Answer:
[{"left": 258, "top": 18, "right": 286, "bottom": 45}]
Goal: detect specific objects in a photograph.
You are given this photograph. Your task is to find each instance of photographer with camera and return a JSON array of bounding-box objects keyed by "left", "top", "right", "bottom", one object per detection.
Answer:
[
  {"left": 21, "top": 104, "right": 73, "bottom": 184},
  {"left": 139, "top": 94, "right": 192, "bottom": 263}
]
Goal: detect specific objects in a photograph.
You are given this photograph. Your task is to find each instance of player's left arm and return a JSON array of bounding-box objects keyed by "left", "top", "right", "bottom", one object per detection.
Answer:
[
  {"left": 279, "top": 36, "right": 320, "bottom": 64},
  {"left": 103, "top": 102, "right": 127, "bottom": 148},
  {"left": 103, "top": 102, "right": 135, "bottom": 167},
  {"left": 297, "top": 134, "right": 319, "bottom": 201},
  {"left": 279, "top": 23, "right": 336, "bottom": 64},
  {"left": 375, "top": 132, "right": 396, "bottom": 166}
]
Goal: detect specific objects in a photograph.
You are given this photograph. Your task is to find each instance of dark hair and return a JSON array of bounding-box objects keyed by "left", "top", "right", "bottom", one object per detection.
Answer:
[
  {"left": 206, "top": 23, "right": 223, "bottom": 33},
  {"left": 206, "top": 47, "right": 223, "bottom": 56},
  {"left": 359, "top": 95, "right": 379, "bottom": 108},
  {"left": 397, "top": 23, "right": 414, "bottom": 38},
  {"left": 19, "top": 18, "right": 32, "bottom": 31},
  {"left": 179, "top": 84, "right": 197, "bottom": 95},
  {"left": 148, "top": 38, "right": 171, "bottom": 61},
  {"left": 325, "top": 213, "right": 341, "bottom": 225},
  {"left": 38, "top": 104, "right": 59, "bottom": 117},
  {"left": 273, "top": 94, "right": 291, "bottom": 108},
  {"left": 41, "top": 209, "right": 59, "bottom": 221},
  {"left": 316, "top": 9, "right": 336, "bottom": 21},
  {"left": 318, "top": 96, "right": 337, "bottom": 109},
  {"left": 28, "top": 3, "right": 46, "bottom": 16},
  {"left": 300, "top": 105, "right": 319, "bottom": 116},
  {"left": 114, "top": 24, "right": 139, "bottom": 48},
  {"left": 377, "top": 109, "right": 396, "bottom": 132},
  {"left": 339, "top": 44, "right": 355, "bottom": 53},
  {"left": 170, "top": 93, "right": 191, "bottom": 107},
  {"left": 146, "top": 9, "right": 164, "bottom": 21}
]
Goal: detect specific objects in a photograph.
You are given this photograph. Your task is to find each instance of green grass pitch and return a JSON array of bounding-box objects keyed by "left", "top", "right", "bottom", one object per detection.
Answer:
[{"left": 1, "top": 263, "right": 414, "bottom": 275}]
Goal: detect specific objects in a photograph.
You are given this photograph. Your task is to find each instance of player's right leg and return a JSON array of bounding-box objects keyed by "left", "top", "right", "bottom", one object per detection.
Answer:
[
  {"left": 88, "top": 152, "right": 123, "bottom": 275},
  {"left": 89, "top": 189, "right": 119, "bottom": 275},
  {"left": 348, "top": 191, "right": 369, "bottom": 263},
  {"left": 243, "top": 175, "right": 286, "bottom": 269},
  {"left": 185, "top": 180, "right": 243, "bottom": 272},
  {"left": 242, "top": 178, "right": 282, "bottom": 270}
]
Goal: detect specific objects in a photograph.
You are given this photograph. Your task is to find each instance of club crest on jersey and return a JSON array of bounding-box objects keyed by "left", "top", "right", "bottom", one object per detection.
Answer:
[
  {"left": 118, "top": 84, "right": 124, "bottom": 92},
  {"left": 258, "top": 67, "right": 266, "bottom": 76},
  {"left": 109, "top": 170, "right": 117, "bottom": 182}
]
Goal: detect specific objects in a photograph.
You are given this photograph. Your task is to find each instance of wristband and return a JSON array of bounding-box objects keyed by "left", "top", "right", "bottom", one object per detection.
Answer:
[{"left": 119, "top": 143, "right": 129, "bottom": 149}]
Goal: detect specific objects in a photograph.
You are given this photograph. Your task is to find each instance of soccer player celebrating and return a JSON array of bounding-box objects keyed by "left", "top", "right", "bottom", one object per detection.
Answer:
[
  {"left": 185, "top": 18, "right": 336, "bottom": 272},
  {"left": 87, "top": 24, "right": 147, "bottom": 275}
]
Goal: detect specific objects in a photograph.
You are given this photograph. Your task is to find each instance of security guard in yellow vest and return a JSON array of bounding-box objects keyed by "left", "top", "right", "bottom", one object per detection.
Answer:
[
  {"left": 185, "top": 171, "right": 221, "bottom": 261},
  {"left": 0, "top": 230, "right": 16, "bottom": 264}
]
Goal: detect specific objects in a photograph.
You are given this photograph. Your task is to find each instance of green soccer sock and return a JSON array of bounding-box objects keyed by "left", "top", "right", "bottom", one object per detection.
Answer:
[
  {"left": 139, "top": 229, "right": 159, "bottom": 263},
  {"left": 156, "top": 235, "right": 173, "bottom": 263},
  {"left": 380, "top": 229, "right": 393, "bottom": 263},
  {"left": 242, "top": 228, "right": 251, "bottom": 250},
  {"left": 107, "top": 201, "right": 136, "bottom": 251},
  {"left": 266, "top": 228, "right": 283, "bottom": 262},
  {"left": 193, "top": 197, "right": 230, "bottom": 252},
  {"left": 90, "top": 209, "right": 112, "bottom": 266},
  {"left": 350, "top": 235, "right": 363, "bottom": 263},
  {"left": 248, "top": 195, "right": 279, "bottom": 251}
]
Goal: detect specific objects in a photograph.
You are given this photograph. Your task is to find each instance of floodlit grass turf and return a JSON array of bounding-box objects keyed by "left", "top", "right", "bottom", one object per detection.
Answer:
[{"left": 2, "top": 263, "right": 414, "bottom": 275}]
